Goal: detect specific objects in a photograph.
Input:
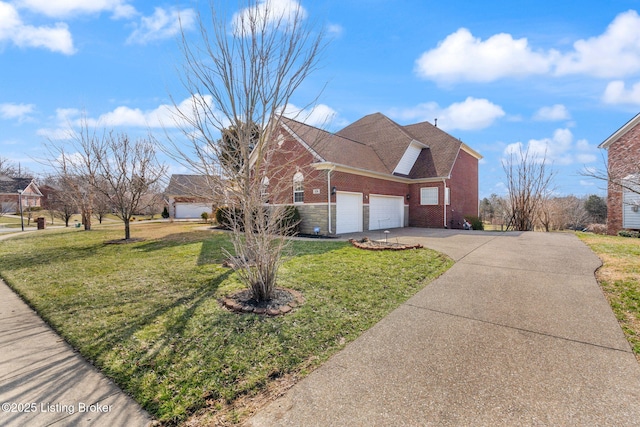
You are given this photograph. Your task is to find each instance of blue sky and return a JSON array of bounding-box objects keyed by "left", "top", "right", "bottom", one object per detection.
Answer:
[{"left": 2, "top": 0, "right": 640, "bottom": 198}]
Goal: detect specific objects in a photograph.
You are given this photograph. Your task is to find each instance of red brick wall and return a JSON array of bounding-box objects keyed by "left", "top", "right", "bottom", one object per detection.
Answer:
[
  {"left": 329, "top": 171, "right": 409, "bottom": 204},
  {"left": 267, "top": 126, "right": 480, "bottom": 231},
  {"left": 606, "top": 123, "right": 640, "bottom": 234},
  {"left": 447, "top": 149, "right": 479, "bottom": 228},
  {"left": 265, "top": 130, "right": 326, "bottom": 205}
]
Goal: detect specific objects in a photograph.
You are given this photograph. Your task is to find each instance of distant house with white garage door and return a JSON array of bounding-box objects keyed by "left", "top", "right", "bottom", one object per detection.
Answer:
[
  {"left": 599, "top": 112, "right": 640, "bottom": 234},
  {"left": 262, "top": 112, "right": 482, "bottom": 235},
  {"left": 164, "top": 174, "right": 217, "bottom": 219}
]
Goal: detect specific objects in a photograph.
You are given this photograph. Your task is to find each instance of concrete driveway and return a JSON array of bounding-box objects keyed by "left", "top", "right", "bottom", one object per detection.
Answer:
[{"left": 247, "top": 229, "right": 640, "bottom": 426}]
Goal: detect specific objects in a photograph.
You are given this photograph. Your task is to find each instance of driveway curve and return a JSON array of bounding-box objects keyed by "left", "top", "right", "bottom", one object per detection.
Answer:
[{"left": 247, "top": 229, "right": 640, "bottom": 426}]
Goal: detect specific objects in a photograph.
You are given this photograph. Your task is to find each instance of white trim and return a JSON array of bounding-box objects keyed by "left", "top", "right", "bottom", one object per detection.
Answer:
[
  {"left": 281, "top": 122, "right": 325, "bottom": 162},
  {"left": 313, "top": 162, "right": 447, "bottom": 183},
  {"left": 393, "top": 141, "right": 424, "bottom": 175},
  {"left": 600, "top": 112, "right": 640, "bottom": 149}
]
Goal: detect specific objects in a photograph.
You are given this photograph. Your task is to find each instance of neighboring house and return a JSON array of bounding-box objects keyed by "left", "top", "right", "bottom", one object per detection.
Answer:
[
  {"left": 164, "top": 174, "right": 217, "bottom": 219},
  {"left": 0, "top": 176, "right": 42, "bottom": 214},
  {"left": 264, "top": 112, "right": 482, "bottom": 235},
  {"left": 599, "top": 112, "right": 640, "bottom": 234}
]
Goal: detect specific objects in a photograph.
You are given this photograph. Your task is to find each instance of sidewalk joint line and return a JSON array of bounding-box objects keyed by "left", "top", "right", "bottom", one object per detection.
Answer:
[{"left": 405, "top": 303, "right": 633, "bottom": 355}]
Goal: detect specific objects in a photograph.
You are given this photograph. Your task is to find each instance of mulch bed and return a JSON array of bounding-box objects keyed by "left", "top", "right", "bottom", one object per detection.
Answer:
[
  {"left": 220, "top": 287, "right": 305, "bottom": 316},
  {"left": 349, "top": 237, "right": 423, "bottom": 251}
]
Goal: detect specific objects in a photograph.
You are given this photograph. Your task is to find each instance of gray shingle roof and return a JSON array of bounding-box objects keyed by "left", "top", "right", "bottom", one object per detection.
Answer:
[
  {"left": 0, "top": 176, "right": 40, "bottom": 195},
  {"left": 283, "top": 113, "right": 471, "bottom": 179}
]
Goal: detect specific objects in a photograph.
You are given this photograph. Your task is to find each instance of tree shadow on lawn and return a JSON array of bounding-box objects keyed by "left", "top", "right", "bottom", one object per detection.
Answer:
[{"left": 0, "top": 240, "right": 103, "bottom": 272}]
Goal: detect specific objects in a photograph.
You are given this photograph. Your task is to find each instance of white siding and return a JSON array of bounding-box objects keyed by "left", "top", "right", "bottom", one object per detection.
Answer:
[
  {"left": 623, "top": 187, "right": 640, "bottom": 229},
  {"left": 393, "top": 143, "right": 423, "bottom": 175}
]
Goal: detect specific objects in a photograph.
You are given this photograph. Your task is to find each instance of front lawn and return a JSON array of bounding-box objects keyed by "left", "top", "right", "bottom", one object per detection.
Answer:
[
  {"left": 0, "top": 223, "right": 452, "bottom": 425},
  {"left": 578, "top": 232, "right": 640, "bottom": 361}
]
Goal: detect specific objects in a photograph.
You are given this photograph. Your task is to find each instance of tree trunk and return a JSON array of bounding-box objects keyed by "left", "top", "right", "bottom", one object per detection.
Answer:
[{"left": 124, "top": 219, "right": 130, "bottom": 240}]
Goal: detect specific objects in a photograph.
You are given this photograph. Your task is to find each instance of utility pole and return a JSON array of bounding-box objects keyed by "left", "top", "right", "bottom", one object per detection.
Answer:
[{"left": 18, "top": 189, "right": 24, "bottom": 231}]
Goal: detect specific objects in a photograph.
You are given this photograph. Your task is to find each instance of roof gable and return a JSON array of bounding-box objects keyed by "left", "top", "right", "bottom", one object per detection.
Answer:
[
  {"left": 600, "top": 112, "right": 640, "bottom": 149},
  {"left": 165, "top": 175, "right": 215, "bottom": 198},
  {"left": 336, "top": 113, "right": 418, "bottom": 174},
  {"left": 0, "top": 176, "right": 41, "bottom": 196},
  {"left": 278, "top": 113, "right": 480, "bottom": 181}
]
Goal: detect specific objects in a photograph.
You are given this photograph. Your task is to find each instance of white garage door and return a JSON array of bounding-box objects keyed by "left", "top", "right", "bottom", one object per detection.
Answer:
[
  {"left": 336, "top": 192, "right": 363, "bottom": 234},
  {"left": 175, "top": 203, "right": 212, "bottom": 219},
  {"left": 369, "top": 195, "right": 404, "bottom": 230}
]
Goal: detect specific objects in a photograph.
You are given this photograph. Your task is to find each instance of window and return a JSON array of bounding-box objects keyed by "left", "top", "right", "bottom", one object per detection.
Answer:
[
  {"left": 445, "top": 187, "right": 450, "bottom": 206},
  {"left": 293, "top": 172, "right": 304, "bottom": 203},
  {"left": 420, "top": 187, "right": 438, "bottom": 205},
  {"left": 261, "top": 177, "right": 270, "bottom": 200}
]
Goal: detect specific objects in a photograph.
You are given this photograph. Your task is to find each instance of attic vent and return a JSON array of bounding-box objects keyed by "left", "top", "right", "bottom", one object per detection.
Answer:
[{"left": 393, "top": 142, "right": 423, "bottom": 175}]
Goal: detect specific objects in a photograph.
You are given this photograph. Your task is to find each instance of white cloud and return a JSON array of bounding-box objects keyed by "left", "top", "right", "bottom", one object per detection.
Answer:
[
  {"left": 127, "top": 7, "right": 196, "bottom": 45},
  {"left": 232, "top": 0, "right": 306, "bottom": 35},
  {"left": 602, "top": 80, "right": 640, "bottom": 105},
  {"left": 503, "top": 129, "right": 597, "bottom": 166},
  {"left": 15, "top": 0, "right": 136, "bottom": 19},
  {"left": 415, "top": 10, "right": 640, "bottom": 84},
  {"left": 414, "top": 28, "right": 555, "bottom": 83},
  {"left": 86, "top": 97, "right": 207, "bottom": 128},
  {"left": 282, "top": 103, "right": 346, "bottom": 128},
  {"left": 555, "top": 10, "right": 640, "bottom": 78},
  {"left": 533, "top": 104, "right": 570, "bottom": 121},
  {"left": 0, "top": 2, "right": 75, "bottom": 54},
  {"left": 389, "top": 97, "right": 505, "bottom": 131},
  {"left": 0, "top": 102, "right": 35, "bottom": 120},
  {"left": 327, "top": 23, "right": 343, "bottom": 37}
]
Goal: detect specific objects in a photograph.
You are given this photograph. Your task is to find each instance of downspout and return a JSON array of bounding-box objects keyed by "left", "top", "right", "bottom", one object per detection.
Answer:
[
  {"left": 327, "top": 166, "right": 335, "bottom": 234},
  {"left": 442, "top": 178, "right": 447, "bottom": 228}
]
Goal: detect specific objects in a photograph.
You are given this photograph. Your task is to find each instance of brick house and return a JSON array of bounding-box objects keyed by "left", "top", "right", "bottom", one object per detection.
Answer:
[
  {"left": 264, "top": 112, "right": 482, "bottom": 235},
  {"left": 164, "top": 174, "right": 218, "bottom": 219},
  {"left": 0, "top": 176, "right": 42, "bottom": 214},
  {"left": 599, "top": 112, "right": 640, "bottom": 234}
]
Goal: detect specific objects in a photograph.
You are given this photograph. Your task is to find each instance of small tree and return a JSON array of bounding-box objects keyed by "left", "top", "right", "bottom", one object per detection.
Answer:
[
  {"left": 93, "top": 132, "right": 166, "bottom": 240},
  {"left": 584, "top": 194, "right": 607, "bottom": 224},
  {"left": 502, "top": 145, "right": 556, "bottom": 231},
  {"left": 43, "top": 121, "right": 100, "bottom": 231},
  {"left": 170, "top": 0, "right": 325, "bottom": 301}
]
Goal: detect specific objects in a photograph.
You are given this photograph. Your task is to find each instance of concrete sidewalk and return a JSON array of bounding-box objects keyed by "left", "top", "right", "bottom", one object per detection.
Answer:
[
  {"left": 0, "top": 233, "right": 152, "bottom": 426},
  {"left": 248, "top": 230, "right": 640, "bottom": 426}
]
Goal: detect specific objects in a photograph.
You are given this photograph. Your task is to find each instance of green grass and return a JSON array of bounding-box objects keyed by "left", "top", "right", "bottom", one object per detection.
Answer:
[
  {"left": 0, "top": 223, "right": 452, "bottom": 425},
  {"left": 578, "top": 232, "right": 640, "bottom": 360}
]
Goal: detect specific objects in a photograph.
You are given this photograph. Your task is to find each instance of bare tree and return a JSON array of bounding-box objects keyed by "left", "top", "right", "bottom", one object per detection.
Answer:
[
  {"left": 0, "top": 157, "right": 18, "bottom": 177},
  {"left": 93, "top": 132, "right": 167, "bottom": 240},
  {"left": 43, "top": 122, "right": 101, "bottom": 231},
  {"left": 502, "top": 146, "right": 556, "bottom": 231},
  {"left": 169, "top": 1, "right": 325, "bottom": 301}
]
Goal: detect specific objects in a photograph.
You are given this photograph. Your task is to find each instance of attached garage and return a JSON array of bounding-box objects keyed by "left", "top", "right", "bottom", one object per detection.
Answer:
[
  {"left": 369, "top": 195, "right": 404, "bottom": 230},
  {"left": 174, "top": 203, "right": 213, "bottom": 219},
  {"left": 336, "top": 191, "right": 363, "bottom": 234}
]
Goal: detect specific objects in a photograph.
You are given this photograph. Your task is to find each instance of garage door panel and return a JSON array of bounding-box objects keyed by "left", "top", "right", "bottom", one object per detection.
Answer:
[
  {"left": 369, "top": 195, "right": 404, "bottom": 230},
  {"left": 336, "top": 192, "right": 362, "bottom": 234},
  {"left": 175, "top": 203, "right": 212, "bottom": 219}
]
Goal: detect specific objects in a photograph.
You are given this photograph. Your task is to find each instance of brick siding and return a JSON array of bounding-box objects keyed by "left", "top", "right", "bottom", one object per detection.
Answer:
[{"left": 606, "top": 123, "right": 640, "bottom": 234}]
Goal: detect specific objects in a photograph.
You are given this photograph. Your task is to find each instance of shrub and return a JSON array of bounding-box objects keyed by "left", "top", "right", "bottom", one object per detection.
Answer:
[
  {"left": 278, "top": 205, "right": 300, "bottom": 236},
  {"left": 586, "top": 223, "right": 607, "bottom": 235},
  {"left": 466, "top": 216, "right": 484, "bottom": 231},
  {"left": 215, "top": 205, "right": 300, "bottom": 235},
  {"left": 201, "top": 212, "right": 209, "bottom": 222},
  {"left": 161, "top": 206, "right": 170, "bottom": 219},
  {"left": 618, "top": 230, "right": 640, "bottom": 238}
]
